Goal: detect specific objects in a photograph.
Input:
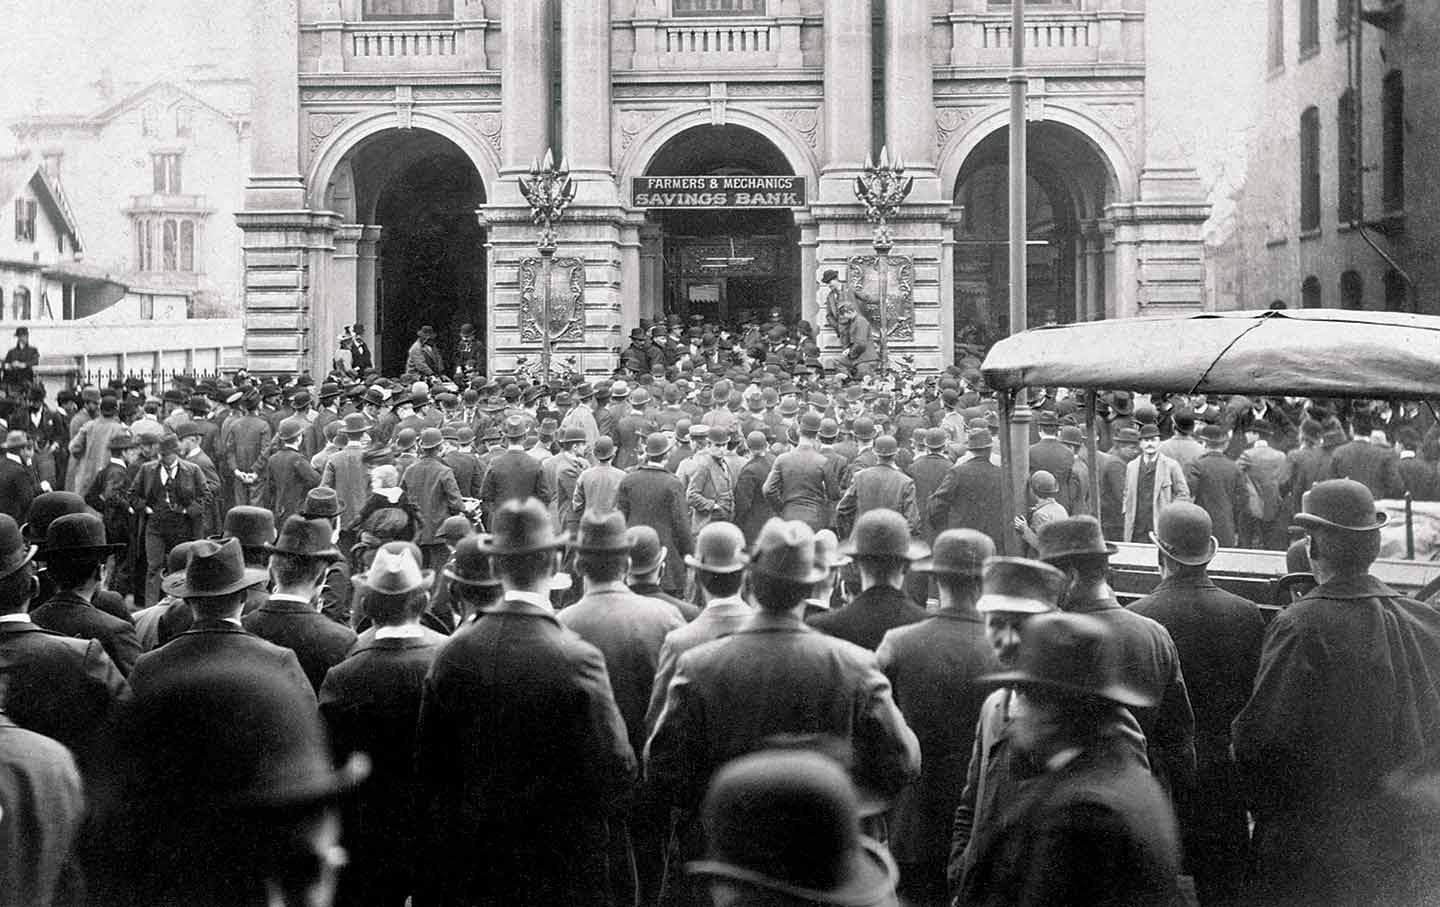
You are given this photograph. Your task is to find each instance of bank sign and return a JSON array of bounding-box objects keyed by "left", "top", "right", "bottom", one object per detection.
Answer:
[{"left": 632, "top": 176, "right": 806, "bottom": 209}]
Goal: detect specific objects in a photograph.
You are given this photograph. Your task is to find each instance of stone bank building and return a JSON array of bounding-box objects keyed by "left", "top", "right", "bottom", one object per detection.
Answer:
[{"left": 241, "top": 0, "right": 1212, "bottom": 377}]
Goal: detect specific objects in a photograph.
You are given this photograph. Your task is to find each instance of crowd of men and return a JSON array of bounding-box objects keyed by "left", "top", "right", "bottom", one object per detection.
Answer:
[{"left": 1, "top": 316, "right": 1439, "bottom": 907}]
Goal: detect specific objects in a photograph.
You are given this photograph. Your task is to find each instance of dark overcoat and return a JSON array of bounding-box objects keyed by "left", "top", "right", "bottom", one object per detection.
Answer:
[
  {"left": 30, "top": 591, "right": 141, "bottom": 677},
  {"left": 242, "top": 597, "right": 357, "bottom": 694},
  {"left": 617, "top": 464, "right": 691, "bottom": 594}
]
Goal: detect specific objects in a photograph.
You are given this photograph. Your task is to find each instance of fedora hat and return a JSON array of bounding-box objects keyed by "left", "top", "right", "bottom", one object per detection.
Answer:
[
  {"left": 840, "top": 510, "right": 929, "bottom": 561},
  {"left": 572, "top": 510, "right": 633, "bottom": 554},
  {"left": 299, "top": 486, "right": 346, "bottom": 520},
  {"left": 0, "top": 514, "right": 36, "bottom": 579},
  {"left": 357, "top": 543, "right": 433, "bottom": 597},
  {"left": 219, "top": 506, "right": 277, "bottom": 551},
  {"left": 162, "top": 538, "right": 269, "bottom": 599},
  {"left": 1111, "top": 426, "right": 1141, "bottom": 445},
  {"left": 265, "top": 515, "right": 343, "bottom": 562},
  {"left": 684, "top": 521, "right": 749, "bottom": 574},
  {"left": 913, "top": 529, "right": 994, "bottom": 577},
  {"left": 1138, "top": 423, "right": 1161, "bottom": 440},
  {"left": 44, "top": 512, "right": 123, "bottom": 556},
  {"left": 1151, "top": 502, "right": 1219, "bottom": 566},
  {"left": 976, "top": 556, "right": 1066, "bottom": 614},
  {"left": 479, "top": 498, "right": 568, "bottom": 555},
  {"left": 1292, "top": 478, "right": 1388, "bottom": 533},
  {"left": 1037, "top": 516, "right": 1117, "bottom": 563},
  {"left": 340, "top": 412, "right": 372, "bottom": 434},
  {"left": 23, "top": 491, "right": 90, "bottom": 548},
  {"left": 982, "top": 611, "right": 1154, "bottom": 709},
  {"left": 502, "top": 416, "right": 528, "bottom": 439},
  {"left": 751, "top": 519, "right": 828, "bottom": 585},
  {"left": 965, "top": 428, "right": 992, "bottom": 451},
  {"left": 688, "top": 749, "right": 898, "bottom": 907},
  {"left": 276, "top": 417, "right": 306, "bottom": 443},
  {"left": 444, "top": 535, "right": 501, "bottom": 588}
]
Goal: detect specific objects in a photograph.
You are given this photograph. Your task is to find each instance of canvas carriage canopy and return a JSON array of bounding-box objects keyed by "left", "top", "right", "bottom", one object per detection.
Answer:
[{"left": 980, "top": 309, "right": 1440, "bottom": 400}]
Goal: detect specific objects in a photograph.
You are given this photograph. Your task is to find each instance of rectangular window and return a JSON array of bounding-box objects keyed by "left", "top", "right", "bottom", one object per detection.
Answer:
[
  {"left": 139, "top": 295, "right": 154, "bottom": 320},
  {"left": 1300, "top": 106, "right": 1321, "bottom": 231},
  {"left": 175, "top": 107, "right": 193, "bottom": 138},
  {"left": 162, "top": 220, "right": 178, "bottom": 272},
  {"left": 1268, "top": 0, "right": 1285, "bottom": 70},
  {"left": 361, "top": 0, "right": 453, "bottom": 20},
  {"left": 152, "top": 154, "right": 183, "bottom": 194},
  {"left": 1338, "top": 90, "right": 1358, "bottom": 223},
  {"left": 14, "top": 199, "right": 36, "bottom": 242},
  {"left": 1300, "top": 0, "right": 1319, "bottom": 55},
  {"left": 1383, "top": 71, "right": 1405, "bottom": 212},
  {"left": 180, "top": 221, "right": 196, "bottom": 272},
  {"left": 673, "top": 0, "right": 767, "bottom": 15}
]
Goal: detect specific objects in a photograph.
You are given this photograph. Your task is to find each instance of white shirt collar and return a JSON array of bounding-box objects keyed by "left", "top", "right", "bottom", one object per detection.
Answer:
[
  {"left": 0, "top": 613, "right": 32, "bottom": 623},
  {"left": 110, "top": 457, "right": 127, "bottom": 467},
  {"left": 504, "top": 589, "right": 554, "bottom": 612},
  {"left": 374, "top": 624, "right": 426, "bottom": 639},
  {"left": 268, "top": 593, "right": 315, "bottom": 608}
]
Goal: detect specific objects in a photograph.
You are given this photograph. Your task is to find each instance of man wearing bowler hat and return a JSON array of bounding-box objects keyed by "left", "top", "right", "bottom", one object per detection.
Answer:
[
  {"left": 30, "top": 512, "right": 139, "bottom": 676},
  {"left": 874, "top": 530, "right": 999, "bottom": 905},
  {"left": 959, "top": 612, "right": 1180, "bottom": 906},
  {"left": 243, "top": 515, "right": 357, "bottom": 694},
  {"left": 929, "top": 428, "right": 1006, "bottom": 551},
  {"left": 83, "top": 428, "right": 141, "bottom": 596},
  {"left": 1123, "top": 422, "right": 1190, "bottom": 542},
  {"left": 1037, "top": 516, "right": 1196, "bottom": 794},
  {"left": 618, "top": 432, "right": 692, "bottom": 596},
  {"left": 1029, "top": 408, "right": 1082, "bottom": 515},
  {"left": 416, "top": 498, "right": 635, "bottom": 907},
  {"left": 321, "top": 411, "right": 374, "bottom": 550},
  {"left": 320, "top": 543, "right": 447, "bottom": 907},
  {"left": 762, "top": 411, "right": 837, "bottom": 532},
  {"left": 624, "top": 524, "right": 700, "bottom": 622},
  {"left": 479, "top": 415, "right": 551, "bottom": 531},
  {"left": 128, "top": 537, "right": 312, "bottom": 702},
  {"left": 836, "top": 434, "right": 919, "bottom": 539},
  {"left": 259, "top": 416, "right": 321, "bottom": 523},
  {"left": 809, "top": 509, "right": 929, "bottom": 651},
  {"left": 300, "top": 486, "right": 356, "bottom": 627},
  {"left": 1186, "top": 423, "right": 1246, "bottom": 549},
  {"left": 646, "top": 518, "right": 919, "bottom": 907},
  {"left": 1130, "top": 503, "right": 1264, "bottom": 906},
  {"left": 406, "top": 324, "right": 444, "bottom": 378},
  {"left": 400, "top": 427, "right": 464, "bottom": 569},
  {"left": 129, "top": 431, "right": 211, "bottom": 606},
  {"left": 0, "top": 429, "right": 38, "bottom": 523},
  {"left": 570, "top": 435, "right": 625, "bottom": 535},
  {"left": 441, "top": 533, "right": 503, "bottom": 624},
  {"left": 1233, "top": 479, "right": 1440, "bottom": 906}
]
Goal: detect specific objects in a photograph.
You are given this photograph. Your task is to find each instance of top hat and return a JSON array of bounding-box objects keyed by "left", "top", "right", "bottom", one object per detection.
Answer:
[
  {"left": 44, "top": 512, "right": 123, "bottom": 557},
  {"left": 1036, "top": 515, "right": 1117, "bottom": 563},
  {"left": 572, "top": 510, "right": 633, "bottom": 554},
  {"left": 626, "top": 525, "right": 666, "bottom": 575},
  {"left": 445, "top": 535, "right": 501, "bottom": 588},
  {"left": 840, "top": 510, "right": 929, "bottom": 561},
  {"left": 645, "top": 432, "right": 674, "bottom": 459},
  {"left": 1292, "top": 479, "right": 1389, "bottom": 533},
  {"left": 220, "top": 506, "right": 277, "bottom": 551},
  {"left": 0, "top": 514, "right": 36, "bottom": 580},
  {"left": 688, "top": 749, "right": 897, "bottom": 907},
  {"left": 913, "top": 529, "right": 995, "bottom": 577},
  {"left": 162, "top": 538, "right": 270, "bottom": 599},
  {"left": 751, "top": 519, "right": 828, "bottom": 585},
  {"left": 1029, "top": 470, "right": 1059, "bottom": 497},
  {"left": 1151, "top": 502, "right": 1219, "bottom": 566},
  {"left": 965, "top": 428, "right": 993, "bottom": 451},
  {"left": 684, "top": 521, "right": 749, "bottom": 574},
  {"left": 976, "top": 556, "right": 1066, "bottom": 614},
  {"left": 982, "top": 611, "right": 1154, "bottom": 708},
  {"left": 265, "top": 515, "right": 343, "bottom": 562},
  {"left": 480, "top": 498, "right": 569, "bottom": 555},
  {"left": 357, "top": 543, "right": 433, "bottom": 597},
  {"left": 23, "top": 491, "right": 90, "bottom": 547},
  {"left": 299, "top": 487, "right": 346, "bottom": 520}
]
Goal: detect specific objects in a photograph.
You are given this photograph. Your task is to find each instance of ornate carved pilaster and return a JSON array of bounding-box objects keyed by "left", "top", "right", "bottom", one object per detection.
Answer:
[{"left": 517, "top": 257, "right": 587, "bottom": 344}]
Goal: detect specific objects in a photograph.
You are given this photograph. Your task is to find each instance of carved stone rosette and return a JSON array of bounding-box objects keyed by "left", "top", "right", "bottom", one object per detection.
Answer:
[
  {"left": 518, "top": 256, "right": 586, "bottom": 344},
  {"left": 846, "top": 255, "right": 916, "bottom": 340}
]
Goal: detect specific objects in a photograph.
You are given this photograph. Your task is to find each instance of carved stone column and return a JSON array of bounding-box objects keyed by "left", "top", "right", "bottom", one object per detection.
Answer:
[
  {"left": 562, "top": 0, "right": 616, "bottom": 206},
  {"left": 884, "top": 0, "right": 940, "bottom": 201},
  {"left": 356, "top": 226, "right": 381, "bottom": 361},
  {"left": 498, "top": 0, "right": 551, "bottom": 200},
  {"left": 820, "top": 0, "right": 872, "bottom": 202}
]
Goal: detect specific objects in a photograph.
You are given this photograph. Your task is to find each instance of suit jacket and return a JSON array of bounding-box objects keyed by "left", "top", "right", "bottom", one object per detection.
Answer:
[
  {"left": 731, "top": 454, "right": 776, "bottom": 544},
  {"left": 479, "top": 448, "right": 550, "bottom": 528},
  {"left": 400, "top": 456, "right": 464, "bottom": 545},
  {"left": 1285, "top": 444, "right": 1333, "bottom": 518},
  {"left": 542, "top": 451, "right": 585, "bottom": 533},
  {"left": 1123, "top": 453, "right": 1191, "bottom": 542},
  {"left": 1186, "top": 449, "right": 1246, "bottom": 547},
  {"left": 415, "top": 597, "right": 636, "bottom": 907},
  {"left": 611, "top": 410, "right": 656, "bottom": 472},
  {"left": 1399, "top": 454, "right": 1440, "bottom": 501},
  {"left": 929, "top": 457, "right": 1005, "bottom": 550},
  {"left": 405, "top": 340, "right": 444, "bottom": 377},
  {"left": 1239, "top": 442, "right": 1291, "bottom": 522},
  {"left": 30, "top": 591, "right": 140, "bottom": 677},
  {"left": 0, "top": 715, "right": 85, "bottom": 907},
  {"left": 960, "top": 734, "right": 1180, "bottom": 907},
  {"left": 570, "top": 462, "right": 626, "bottom": 535},
  {"left": 807, "top": 584, "right": 928, "bottom": 652},
  {"left": 129, "top": 619, "right": 314, "bottom": 703},
  {"left": 242, "top": 597, "right": 357, "bottom": 694},
  {"left": 444, "top": 449, "right": 485, "bottom": 499},
  {"left": 1329, "top": 439, "right": 1404, "bottom": 500},
  {"left": 0, "top": 456, "right": 37, "bottom": 523},
  {"left": 761, "top": 444, "right": 835, "bottom": 531},
  {"left": 684, "top": 450, "right": 735, "bottom": 533},
  {"left": 128, "top": 457, "right": 210, "bottom": 531},
  {"left": 0, "top": 619, "right": 130, "bottom": 771},
  {"left": 617, "top": 464, "right": 692, "bottom": 594},
  {"left": 260, "top": 447, "right": 321, "bottom": 523},
  {"left": 321, "top": 445, "right": 371, "bottom": 529},
  {"left": 223, "top": 413, "right": 272, "bottom": 480},
  {"left": 836, "top": 463, "right": 918, "bottom": 538},
  {"left": 907, "top": 453, "right": 952, "bottom": 543},
  {"left": 642, "top": 598, "right": 752, "bottom": 735},
  {"left": 558, "top": 583, "right": 685, "bottom": 757},
  {"left": 875, "top": 609, "right": 998, "bottom": 864}
]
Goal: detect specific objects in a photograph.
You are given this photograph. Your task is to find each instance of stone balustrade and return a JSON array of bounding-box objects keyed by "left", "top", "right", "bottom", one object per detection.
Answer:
[
  {"left": 307, "top": 19, "right": 491, "bottom": 73},
  {"left": 627, "top": 15, "right": 806, "bottom": 69},
  {"left": 948, "top": 10, "right": 1140, "bottom": 66}
]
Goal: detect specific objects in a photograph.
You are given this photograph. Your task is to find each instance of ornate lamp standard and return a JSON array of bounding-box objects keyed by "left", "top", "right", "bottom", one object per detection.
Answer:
[
  {"left": 518, "top": 149, "right": 575, "bottom": 381},
  {"left": 853, "top": 147, "right": 913, "bottom": 378}
]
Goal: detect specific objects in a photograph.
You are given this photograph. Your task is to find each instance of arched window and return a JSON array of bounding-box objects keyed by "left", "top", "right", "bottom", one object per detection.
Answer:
[
  {"left": 1340, "top": 270, "right": 1364, "bottom": 310},
  {"left": 1383, "top": 71, "right": 1405, "bottom": 211},
  {"left": 1300, "top": 107, "right": 1321, "bottom": 231},
  {"left": 162, "top": 220, "right": 178, "bottom": 272},
  {"left": 1338, "top": 89, "right": 1358, "bottom": 223},
  {"left": 180, "top": 221, "right": 195, "bottom": 272},
  {"left": 1302, "top": 275, "right": 1322, "bottom": 308},
  {"left": 13, "top": 287, "right": 31, "bottom": 321},
  {"left": 1384, "top": 270, "right": 1409, "bottom": 312}
]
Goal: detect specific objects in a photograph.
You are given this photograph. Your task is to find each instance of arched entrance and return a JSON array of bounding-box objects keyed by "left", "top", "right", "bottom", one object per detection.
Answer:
[
  {"left": 324, "top": 128, "right": 487, "bottom": 375},
  {"left": 640, "top": 124, "right": 802, "bottom": 326},
  {"left": 951, "top": 121, "right": 1114, "bottom": 348}
]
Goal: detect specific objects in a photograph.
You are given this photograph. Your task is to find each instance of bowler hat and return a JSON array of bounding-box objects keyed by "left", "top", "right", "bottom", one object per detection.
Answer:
[
  {"left": 0, "top": 514, "right": 36, "bottom": 579},
  {"left": 873, "top": 435, "right": 899, "bottom": 458},
  {"left": 44, "top": 512, "right": 123, "bottom": 556},
  {"left": 1036, "top": 515, "right": 1117, "bottom": 563},
  {"left": 965, "top": 429, "right": 992, "bottom": 451},
  {"left": 341, "top": 412, "right": 373, "bottom": 434},
  {"left": 626, "top": 525, "right": 666, "bottom": 575},
  {"left": 798, "top": 412, "right": 823, "bottom": 434},
  {"left": 1058, "top": 426, "right": 1084, "bottom": 448},
  {"left": 852, "top": 418, "right": 877, "bottom": 441},
  {"left": 1199, "top": 423, "right": 1229, "bottom": 444},
  {"left": 502, "top": 416, "right": 528, "bottom": 439},
  {"left": 318, "top": 382, "right": 341, "bottom": 401},
  {"left": 684, "top": 521, "right": 749, "bottom": 574},
  {"left": 593, "top": 436, "right": 617, "bottom": 461},
  {"left": 276, "top": 417, "right": 306, "bottom": 443},
  {"left": 610, "top": 381, "right": 631, "bottom": 399},
  {"left": 913, "top": 529, "right": 994, "bottom": 577},
  {"left": 644, "top": 432, "right": 674, "bottom": 459},
  {"left": 23, "top": 491, "right": 91, "bottom": 547},
  {"left": 394, "top": 427, "right": 417, "bottom": 450},
  {"left": 107, "top": 430, "right": 137, "bottom": 451},
  {"left": 480, "top": 498, "right": 568, "bottom": 555},
  {"left": 220, "top": 506, "right": 277, "bottom": 551},
  {"left": 746, "top": 431, "right": 768, "bottom": 452},
  {"left": 982, "top": 611, "right": 1154, "bottom": 708},
  {"left": 778, "top": 398, "right": 800, "bottom": 417},
  {"left": 1029, "top": 470, "right": 1059, "bottom": 497},
  {"left": 418, "top": 427, "right": 445, "bottom": 450},
  {"left": 265, "top": 515, "right": 343, "bottom": 562},
  {"left": 1151, "top": 502, "right": 1219, "bottom": 566},
  {"left": 1138, "top": 423, "right": 1161, "bottom": 440},
  {"left": 630, "top": 388, "right": 652, "bottom": 407},
  {"left": 813, "top": 528, "right": 851, "bottom": 572},
  {"left": 437, "top": 515, "right": 474, "bottom": 545},
  {"left": 925, "top": 428, "right": 949, "bottom": 451},
  {"left": 818, "top": 419, "right": 840, "bottom": 442},
  {"left": 751, "top": 519, "right": 828, "bottom": 585},
  {"left": 688, "top": 749, "right": 897, "bottom": 907},
  {"left": 1035, "top": 409, "right": 1060, "bottom": 428},
  {"left": 572, "top": 510, "right": 633, "bottom": 554},
  {"left": 559, "top": 426, "right": 588, "bottom": 445},
  {"left": 357, "top": 543, "right": 433, "bottom": 597},
  {"left": 299, "top": 486, "right": 346, "bottom": 519},
  {"left": 444, "top": 535, "right": 501, "bottom": 588},
  {"left": 1292, "top": 478, "right": 1388, "bottom": 533},
  {"left": 175, "top": 422, "right": 206, "bottom": 440},
  {"left": 840, "top": 510, "right": 929, "bottom": 561},
  {"left": 162, "top": 538, "right": 270, "bottom": 598},
  {"left": 976, "top": 556, "right": 1067, "bottom": 614}
]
